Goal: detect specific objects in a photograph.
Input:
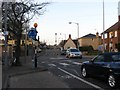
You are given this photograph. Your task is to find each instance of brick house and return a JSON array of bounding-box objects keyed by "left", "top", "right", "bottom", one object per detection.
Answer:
[
  {"left": 101, "top": 1, "right": 120, "bottom": 52},
  {"left": 101, "top": 21, "right": 120, "bottom": 52},
  {"left": 78, "top": 33, "right": 102, "bottom": 50}
]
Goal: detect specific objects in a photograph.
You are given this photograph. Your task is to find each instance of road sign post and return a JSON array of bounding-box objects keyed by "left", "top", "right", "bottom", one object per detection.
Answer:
[{"left": 28, "top": 23, "right": 38, "bottom": 68}]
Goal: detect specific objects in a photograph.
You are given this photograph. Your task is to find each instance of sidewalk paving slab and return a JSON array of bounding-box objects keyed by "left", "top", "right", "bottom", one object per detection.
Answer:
[
  {"left": 9, "top": 71, "right": 69, "bottom": 88},
  {"left": 2, "top": 56, "right": 70, "bottom": 89}
]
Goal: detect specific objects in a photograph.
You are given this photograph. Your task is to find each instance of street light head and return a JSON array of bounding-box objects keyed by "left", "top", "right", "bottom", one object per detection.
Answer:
[{"left": 69, "top": 22, "right": 72, "bottom": 24}]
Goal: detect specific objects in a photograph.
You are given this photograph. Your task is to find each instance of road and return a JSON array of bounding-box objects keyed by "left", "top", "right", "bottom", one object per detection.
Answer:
[
  {"left": 37, "top": 48, "right": 119, "bottom": 90},
  {"left": 0, "top": 61, "right": 2, "bottom": 90}
]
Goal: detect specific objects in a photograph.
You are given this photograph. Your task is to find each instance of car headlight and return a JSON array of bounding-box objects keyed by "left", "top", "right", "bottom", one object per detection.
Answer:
[{"left": 70, "top": 53, "right": 74, "bottom": 55}]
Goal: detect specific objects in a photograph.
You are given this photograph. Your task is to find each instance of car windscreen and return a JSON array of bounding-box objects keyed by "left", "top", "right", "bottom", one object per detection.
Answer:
[{"left": 70, "top": 49, "right": 79, "bottom": 52}]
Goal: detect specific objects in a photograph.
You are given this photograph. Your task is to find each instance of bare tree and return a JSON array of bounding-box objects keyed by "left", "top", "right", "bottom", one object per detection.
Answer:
[{"left": 2, "top": 1, "right": 50, "bottom": 65}]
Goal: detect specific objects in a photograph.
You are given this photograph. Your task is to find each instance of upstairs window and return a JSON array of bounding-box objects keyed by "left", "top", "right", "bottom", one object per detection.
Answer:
[
  {"left": 115, "top": 31, "right": 117, "bottom": 37},
  {"left": 109, "top": 32, "right": 113, "bottom": 38}
]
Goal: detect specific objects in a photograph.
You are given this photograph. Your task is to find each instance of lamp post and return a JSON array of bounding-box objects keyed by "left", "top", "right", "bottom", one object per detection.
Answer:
[
  {"left": 102, "top": 0, "right": 105, "bottom": 53},
  {"left": 69, "top": 22, "right": 79, "bottom": 49}
]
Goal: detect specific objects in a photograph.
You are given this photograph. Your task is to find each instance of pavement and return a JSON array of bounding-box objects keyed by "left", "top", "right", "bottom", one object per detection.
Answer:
[{"left": 2, "top": 55, "right": 70, "bottom": 89}]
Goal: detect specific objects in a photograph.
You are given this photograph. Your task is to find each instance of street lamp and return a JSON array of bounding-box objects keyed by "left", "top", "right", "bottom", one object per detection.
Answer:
[
  {"left": 102, "top": 0, "right": 105, "bottom": 53},
  {"left": 69, "top": 22, "right": 79, "bottom": 49}
]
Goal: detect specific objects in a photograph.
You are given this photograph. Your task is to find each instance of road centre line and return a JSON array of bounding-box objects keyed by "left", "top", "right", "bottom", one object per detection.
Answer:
[{"left": 58, "top": 67, "right": 104, "bottom": 90}]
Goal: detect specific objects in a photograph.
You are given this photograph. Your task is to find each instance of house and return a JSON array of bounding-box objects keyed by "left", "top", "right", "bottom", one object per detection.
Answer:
[
  {"left": 101, "top": 21, "right": 120, "bottom": 52},
  {"left": 78, "top": 33, "right": 102, "bottom": 50},
  {"left": 7, "top": 32, "right": 33, "bottom": 46},
  {"left": 59, "top": 34, "right": 77, "bottom": 50},
  {"left": 101, "top": 1, "right": 120, "bottom": 52}
]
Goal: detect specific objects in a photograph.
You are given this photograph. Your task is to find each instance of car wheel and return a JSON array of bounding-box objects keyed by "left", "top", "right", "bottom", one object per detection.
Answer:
[
  {"left": 81, "top": 67, "right": 88, "bottom": 78},
  {"left": 108, "top": 74, "right": 117, "bottom": 88}
]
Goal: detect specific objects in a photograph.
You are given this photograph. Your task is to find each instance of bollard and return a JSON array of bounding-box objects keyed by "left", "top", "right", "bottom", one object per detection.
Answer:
[
  {"left": 34, "top": 53, "right": 37, "bottom": 68},
  {"left": 34, "top": 47, "right": 37, "bottom": 68},
  {"left": 32, "top": 58, "right": 34, "bottom": 69}
]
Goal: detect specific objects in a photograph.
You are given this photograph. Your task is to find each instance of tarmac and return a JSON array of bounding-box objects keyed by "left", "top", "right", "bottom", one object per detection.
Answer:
[{"left": 2, "top": 55, "right": 70, "bottom": 89}]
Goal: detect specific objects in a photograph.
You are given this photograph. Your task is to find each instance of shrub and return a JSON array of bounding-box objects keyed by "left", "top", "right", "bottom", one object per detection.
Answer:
[{"left": 79, "top": 46, "right": 94, "bottom": 52}]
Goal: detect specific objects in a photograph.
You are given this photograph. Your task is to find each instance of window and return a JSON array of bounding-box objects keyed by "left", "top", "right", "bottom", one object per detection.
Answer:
[
  {"left": 104, "top": 55, "right": 113, "bottom": 62},
  {"left": 109, "top": 32, "right": 113, "bottom": 38},
  {"left": 105, "top": 33, "right": 107, "bottom": 39},
  {"left": 94, "top": 55, "right": 104, "bottom": 62},
  {"left": 70, "top": 49, "right": 79, "bottom": 52},
  {"left": 115, "top": 31, "right": 117, "bottom": 37},
  {"left": 112, "top": 54, "right": 120, "bottom": 61}
]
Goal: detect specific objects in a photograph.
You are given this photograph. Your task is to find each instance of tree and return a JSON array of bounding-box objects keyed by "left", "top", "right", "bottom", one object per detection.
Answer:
[{"left": 2, "top": 1, "right": 50, "bottom": 65}]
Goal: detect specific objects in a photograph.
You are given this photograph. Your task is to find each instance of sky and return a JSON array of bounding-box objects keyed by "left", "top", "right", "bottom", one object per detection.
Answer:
[
  {"left": 1, "top": 0, "right": 120, "bottom": 45},
  {"left": 29, "top": 0, "right": 120, "bottom": 45}
]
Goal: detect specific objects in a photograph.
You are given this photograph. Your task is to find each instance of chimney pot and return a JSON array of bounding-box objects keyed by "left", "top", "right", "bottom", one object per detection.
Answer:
[{"left": 69, "top": 34, "right": 71, "bottom": 38}]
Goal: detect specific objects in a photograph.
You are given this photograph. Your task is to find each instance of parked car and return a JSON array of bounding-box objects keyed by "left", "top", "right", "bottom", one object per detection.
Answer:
[
  {"left": 81, "top": 52, "right": 120, "bottom": 88},
  {"left": 66, "top": 48, "right": 82, "bottom": 59},
  {"left": 61, "top": 49, "right": 67, "bottom": 55}
]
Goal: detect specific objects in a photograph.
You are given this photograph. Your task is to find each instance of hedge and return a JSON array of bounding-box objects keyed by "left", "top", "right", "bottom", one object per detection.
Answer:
[{"left": 79, "top": 46, "right": 94, "bottom": 52}]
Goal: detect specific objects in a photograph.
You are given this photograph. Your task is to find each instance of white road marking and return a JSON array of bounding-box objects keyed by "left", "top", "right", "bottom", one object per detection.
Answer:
[
  {"left": 58, "top": 67, "right": 104, "bottom": 90},
  {"left": 41, "top": 62, "right": 45, "bottom": 63},
  {"left": 59, "top": 63, "right": 70, "bottom": 66},
  {"left": 72, "top": 62, "right": 82, "bottom": 65},
  {"left": 48, "top": 64, "right": 56, "bottom": 67},
  {"left": 50, "top": 58, "right": 65, "bottom": 60}
]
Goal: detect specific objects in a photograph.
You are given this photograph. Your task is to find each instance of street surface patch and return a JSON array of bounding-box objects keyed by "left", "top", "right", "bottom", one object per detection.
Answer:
[{"left": 50, "top": 58, "right": 68, "bottom": 60}]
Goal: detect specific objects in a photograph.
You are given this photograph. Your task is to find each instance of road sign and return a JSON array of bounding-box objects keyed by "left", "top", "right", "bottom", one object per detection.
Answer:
[
  {"left": 34, "top": 23, "right": 38, "bottom": 28},
  {"left": 28, "top": 28, "right": 38, "bottom": 40}
]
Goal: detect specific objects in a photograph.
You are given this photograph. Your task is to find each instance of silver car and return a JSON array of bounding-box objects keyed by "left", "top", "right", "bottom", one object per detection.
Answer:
[{"left": 66, "top": 48, "right": 82, "bottom": 59}]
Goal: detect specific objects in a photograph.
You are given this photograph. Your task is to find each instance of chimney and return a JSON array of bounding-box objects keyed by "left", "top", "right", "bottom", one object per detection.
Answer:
[
  {"left": 96, "top": 32, "right": 99, "bottom": 38},
  {"left": 69, "top": 34, "right": 71, "bottom": 39},
  {"left": 118, "top": 1, "right": 120, "bottom": 21}
]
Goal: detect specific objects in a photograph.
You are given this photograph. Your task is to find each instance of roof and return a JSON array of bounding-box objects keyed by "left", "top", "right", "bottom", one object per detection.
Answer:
[
  {"left": 59, "top": 39, "right": 78, "bottom": 47},
  {"left": 80, "top": 33, "right": 96, "bottom": 38},
  {"left": 73, "top": 40, "right": 78, "bottom": 47},
  {"left": 103, "top": 21, "right": 120, "bottom": 34}
]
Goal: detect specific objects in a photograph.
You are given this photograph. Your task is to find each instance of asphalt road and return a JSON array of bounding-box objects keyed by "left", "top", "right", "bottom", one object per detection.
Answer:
[
  {"left": 37, "top": 48, "right": 120, "bottom": 90},
  {"left": 0, "top": 63, "right": 2, "bottom": 90}
]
